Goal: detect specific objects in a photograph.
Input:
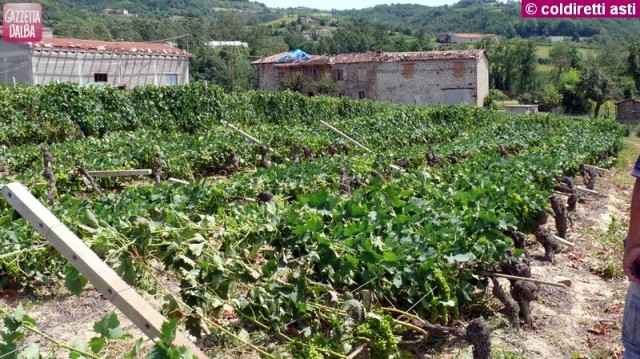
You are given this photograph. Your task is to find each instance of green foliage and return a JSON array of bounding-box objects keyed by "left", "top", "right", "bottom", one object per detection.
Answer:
[
  {"left": 0, "top": 84, "right": 625, "bottom": 357},
  {"left": 314, "top": 75, "right": 339, "bottom": 96},
  {"left": 483, "top": 89, "right": 507, "bottom": 109},
  {"left": 541, "top": 84, "right": 562, "bottom": 108},
  {"left": 280, "top": 72, "right": 309, "bottom": 93}
]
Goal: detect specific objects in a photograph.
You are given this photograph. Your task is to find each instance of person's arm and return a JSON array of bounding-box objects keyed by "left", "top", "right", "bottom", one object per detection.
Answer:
[{"left": 625, "top": 177, "right": 640, "bottom": 282}]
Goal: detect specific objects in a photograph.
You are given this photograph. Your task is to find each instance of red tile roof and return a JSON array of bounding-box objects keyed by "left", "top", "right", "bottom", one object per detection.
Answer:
[
  {"left": 253, "top": 50, "right": 486, "bottom": 66},
  {"left": 26, "top": 37, "right": 193, "bottom": 57}
]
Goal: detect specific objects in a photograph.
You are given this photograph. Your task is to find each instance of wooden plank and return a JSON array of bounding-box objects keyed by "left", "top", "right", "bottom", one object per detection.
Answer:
[
  {"left": 553, "top": 235, "right": 575, "bottom": 247},
  {"left": 87, "top": 169, "right": 152, "bottom": 177},
  {"left": 319, "top": 120, "right": 373, "bottom": 153},
  {"left": 168, "top": 178, "right": 190, "bottom": 185},
  {"left": 475, "top": 271, "right": 567, "bottom": 288},
  {"left": 1, "top": 183, "right": 208, "bottom": 359}
]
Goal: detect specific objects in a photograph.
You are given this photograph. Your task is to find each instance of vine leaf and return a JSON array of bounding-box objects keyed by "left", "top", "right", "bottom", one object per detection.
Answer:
[
  {"left": 93, "top": 312, "right": 129, "bottom": 339},
  {"left": 124, "top": 338, "right": 143, "bottom": 359},
  {"left": 64, "top": 265, "right": 87, "bottom": 296},
  {"left": 160, "top": 319, "right": 178, "bottom": 345},
  {"left": 19, "top": 343, "right": 40, "bottom": 359},
  {"left": 70, "top": 340, "right": 86, "bottom": 359}
]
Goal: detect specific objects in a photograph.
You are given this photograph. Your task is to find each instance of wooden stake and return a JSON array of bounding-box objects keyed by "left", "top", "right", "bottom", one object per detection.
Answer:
[
  {"left": 319, "top": 120, "right": 373, "bottom": 153},
  {"left": 168, "top": 178, "right": 189, "bottom": 185},
  {"left": 576, "top": 186, "right": 599, "bottom": 195},
  {"left": 87, "top": 169, "right": 152, "bottom": 177},
  {"left": 221, "top": 120, "right": 262, "bottom": 144},
  {"left": 0, "top": 183, "right": 207, "bottom": 359},
  {"left": 475, "top": 271, "right": 568, "bottom": 288},
  {"left": 552, "top": 235, "right": 575, "bottom": 247}
]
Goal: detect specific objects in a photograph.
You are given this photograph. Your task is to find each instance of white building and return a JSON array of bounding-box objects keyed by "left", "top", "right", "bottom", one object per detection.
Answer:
[{"left": 0, "top": 36, "right": 192, "bottom": 87}]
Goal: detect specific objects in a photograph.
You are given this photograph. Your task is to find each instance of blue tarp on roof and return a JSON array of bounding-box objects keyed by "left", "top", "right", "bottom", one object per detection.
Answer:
[{"left": 276, "top": 49, "right": 311, "bottom": 63}]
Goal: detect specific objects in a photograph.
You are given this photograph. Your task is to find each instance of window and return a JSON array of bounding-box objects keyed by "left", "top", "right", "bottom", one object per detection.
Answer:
[
  {"left": 339, "top": 92, "right": 346, "bottom": 97},
  {"left": 358, "top": 91, "right": 365, "bottom": 99},
  {"left": 335, "top": 69, "right": 345, "bottom": 81},
  {"left": 278, "top": 71, "right": 285, "bottom": 80},
  {"left": 403, "top": 63, "right": 414, "bottom": 79},
  {"left": 94, "top": 73, "right": 108, "bottom": 83},
  {"left": 311, "top": 67, "right": 318, "bottom": 80},
  {"left": 166, "top": 74, "right": 178, "bottom": 85},
  {"left": 453, "top": 62, "right": 465, "bottom": 78}
]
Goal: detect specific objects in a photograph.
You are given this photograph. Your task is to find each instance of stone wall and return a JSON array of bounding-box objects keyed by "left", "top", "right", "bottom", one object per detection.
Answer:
[
  {"left": 617, "top": 100, "right": 640, "bottom": 125},
  {"left": 255, "top": 53, "right": 490, "bottom": 106}
]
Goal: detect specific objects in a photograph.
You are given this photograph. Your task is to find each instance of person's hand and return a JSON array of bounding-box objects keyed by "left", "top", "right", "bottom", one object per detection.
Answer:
[{"left": 624, "top": 245, "right": 640, "bottom": 282}]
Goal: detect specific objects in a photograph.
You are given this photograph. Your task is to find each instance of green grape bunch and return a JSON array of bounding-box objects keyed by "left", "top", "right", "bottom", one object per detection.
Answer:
[
  {"left": 290, "top": 340, "right": 324, "bottom": 359},
  {"left": 356, "top": 316, "right": 398, "bottom": 359}
]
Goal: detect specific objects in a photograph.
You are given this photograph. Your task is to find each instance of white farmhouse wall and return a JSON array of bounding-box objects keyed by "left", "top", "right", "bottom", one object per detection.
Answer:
[{"left": 31, "top": 51, "right": 189, "bottom": 87}]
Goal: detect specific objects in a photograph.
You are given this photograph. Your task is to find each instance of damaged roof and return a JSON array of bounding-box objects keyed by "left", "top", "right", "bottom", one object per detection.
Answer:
[
  {"left": 25, "top": 37, "right": 193, "bottom": 57},
  {"left": 252, "top": 49, "right": 486, "bottom": 66}
]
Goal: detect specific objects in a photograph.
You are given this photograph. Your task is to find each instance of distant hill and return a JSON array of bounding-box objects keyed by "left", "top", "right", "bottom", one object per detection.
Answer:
[
  {"left": 52, "top": 0, "right": 268, "bottom": 18},
  {"left": 334, "top": 1, "right": 640, "bottom": 43}
]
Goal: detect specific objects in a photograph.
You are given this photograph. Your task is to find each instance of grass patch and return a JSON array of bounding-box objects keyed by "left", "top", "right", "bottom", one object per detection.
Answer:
[
  {"left": 615, "top": 135, "right": 640, "bottom": 170},
  {"left": 536, "top": 64, "right": 554, "bottom": 73}
]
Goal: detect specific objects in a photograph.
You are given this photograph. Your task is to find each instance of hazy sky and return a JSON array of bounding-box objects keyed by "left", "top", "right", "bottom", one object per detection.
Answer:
[{"left": 257, "top": 0, "right": 458, "bottom": 11}]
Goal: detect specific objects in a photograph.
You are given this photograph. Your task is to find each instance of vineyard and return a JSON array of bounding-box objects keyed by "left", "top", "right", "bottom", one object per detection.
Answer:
[{"left": 0, "top": 83, "right": 625, "bottom": 358}]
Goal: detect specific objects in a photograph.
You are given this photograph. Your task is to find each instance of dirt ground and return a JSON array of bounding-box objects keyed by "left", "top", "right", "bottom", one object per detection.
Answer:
[{"left": 2, "top": 137, "right": 640, "bottom": 359}]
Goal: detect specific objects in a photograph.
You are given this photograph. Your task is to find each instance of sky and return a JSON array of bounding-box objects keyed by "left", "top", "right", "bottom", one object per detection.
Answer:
[{"left": 256, "top": 0, "right": 459, "bottom": 11}]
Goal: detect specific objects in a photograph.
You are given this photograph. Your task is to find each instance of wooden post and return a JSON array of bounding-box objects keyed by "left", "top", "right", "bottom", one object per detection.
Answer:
[
  {"left": 87, "top": 169, "right": 152, "bottom": 177},
  {"left": 475, "top": 271, "right": 567, "bottom": 288},
  {"left": 0, "top": 183, "right": 208, "bottom": 359},
  {"left": 319, "top": 120, "right": 373, "bottom": 153}
]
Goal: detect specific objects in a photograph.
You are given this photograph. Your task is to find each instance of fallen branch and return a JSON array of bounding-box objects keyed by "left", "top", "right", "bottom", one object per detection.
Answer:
[
  {"left": 475, "top": 271, "right": 567, "bottom": 288},
  {"left": 77, "top": 167, "right": 102, "bottom": 195},
  {"left": 411, "top": 318, "right": 491, "bottom": 359}
]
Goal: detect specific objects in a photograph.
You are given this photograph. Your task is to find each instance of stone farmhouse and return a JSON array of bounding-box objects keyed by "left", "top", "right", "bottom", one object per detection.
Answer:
[
  {"left": 617, "top": 99, "right": 640, "bottom": 125},
  {"left": 252, "top": 49, "right": 489, "bottom": 106},
  {"left": 0, "top": 33, "right": 192, "bottom": 87}
]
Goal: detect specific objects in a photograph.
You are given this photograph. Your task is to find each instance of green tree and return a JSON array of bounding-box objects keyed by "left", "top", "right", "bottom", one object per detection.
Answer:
[
  {"left": 541, "top": 84, "right": 562, "bottom": 108},
  {"left": 576, "top": 66, "right": 617, "bottom": 118},
  {"left": 627, "top": 42, "right": 640, "bottom": 93},
  {"left": 549, "top": 42, "right": 582, "bottom": 82}
]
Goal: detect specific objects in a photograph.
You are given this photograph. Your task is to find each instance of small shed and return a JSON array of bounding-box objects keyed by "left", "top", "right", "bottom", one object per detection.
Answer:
[
  {"left": 504, "top": 105, "right": 539, "bottom": 115},
  {"left": 616, "top": 99, "right": 640, "bottom": 125}
]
